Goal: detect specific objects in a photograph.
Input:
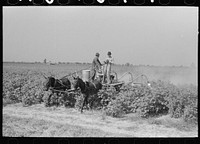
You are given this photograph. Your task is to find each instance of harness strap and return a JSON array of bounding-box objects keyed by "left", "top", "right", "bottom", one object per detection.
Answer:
[
  {"left": 58, "top": 79, "right": 67, "bottom": 87},
  {"left": 54, "top": 79, "right": 56, "bottom": 88},
  {"left": 53, "top": 79, "right": 67, "bottom": 89},
  {"left": 91, "top": 81, "right": 97, "bottom": 89},
  {"left": 84, "top": 81, "right": 89, "bottom": 92},
  {"left": 83, "top": 81, "right": 97, "bottom": 93}
]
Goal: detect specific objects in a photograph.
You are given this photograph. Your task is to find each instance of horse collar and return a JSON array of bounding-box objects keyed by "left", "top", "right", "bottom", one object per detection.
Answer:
[
  {"left": 83, "top": 81, "right": 88, "bottom": 92},
  {"left": 53, "top": 79, "right": 56, "bottom": 88}
]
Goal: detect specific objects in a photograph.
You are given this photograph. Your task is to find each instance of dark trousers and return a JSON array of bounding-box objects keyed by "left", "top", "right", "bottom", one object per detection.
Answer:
[{"left": 90, "top": 69, "right": 96, "bottom": 81}]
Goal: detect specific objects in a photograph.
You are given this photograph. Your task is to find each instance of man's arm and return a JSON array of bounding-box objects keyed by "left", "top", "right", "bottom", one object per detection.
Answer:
[
  {"left": 97, "top": 58, "right": 102, "bottom": 66},
  {"left": 94, "top": 57, "right": 101, "bottom": 69}
]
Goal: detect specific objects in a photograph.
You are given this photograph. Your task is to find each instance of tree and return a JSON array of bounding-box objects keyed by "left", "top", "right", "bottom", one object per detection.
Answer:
[
  {"left": 125, "top": 62, "right": 130, "bottom": 66},
  {"left": 44, "top": 59, "right": 47, "bottom": 64}
]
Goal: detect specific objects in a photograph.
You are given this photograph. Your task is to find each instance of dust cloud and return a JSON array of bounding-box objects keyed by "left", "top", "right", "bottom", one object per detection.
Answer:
[{"left": 112, "top": 65, "right": 197, "bottom": 86}]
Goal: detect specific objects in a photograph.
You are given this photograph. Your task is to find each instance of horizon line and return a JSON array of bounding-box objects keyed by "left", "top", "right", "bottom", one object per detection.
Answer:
[{"left": 3, "top": 61, "right": 196, "bottom": 68}]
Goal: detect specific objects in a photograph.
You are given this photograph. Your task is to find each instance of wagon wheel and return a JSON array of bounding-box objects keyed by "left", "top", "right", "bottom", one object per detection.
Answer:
[
  {"left": 102, "top": 84, "right": 111, "bottom": 91},
  {"left": 104, "top": 84, "right": 116, "bottom": 92},
  {"left": 110, "top": 85, "right": 117, "bottom": 92},
  {"left": 115, "top": 83, "right": 125, "bottom": 92}
]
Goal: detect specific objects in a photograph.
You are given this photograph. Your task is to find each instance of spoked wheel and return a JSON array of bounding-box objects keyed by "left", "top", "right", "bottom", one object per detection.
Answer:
[{"left": 102, "top": 84, "right": 117, "bottom": 92}]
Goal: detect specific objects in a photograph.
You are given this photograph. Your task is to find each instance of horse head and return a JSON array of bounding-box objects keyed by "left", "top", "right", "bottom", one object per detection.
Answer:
[
  {"left": 71, "top": 75, "right": 80, "bottom": 90},
  {"left": 72, "top": 75, "right": 88, "bottom": 92},
  {"left": 43, "top": 76, "right": 55, "bottom": 91}
]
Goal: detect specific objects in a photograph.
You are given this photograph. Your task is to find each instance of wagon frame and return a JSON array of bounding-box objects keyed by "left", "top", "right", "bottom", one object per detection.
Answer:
[
  {"left": 45, "top": 68, "right": 151, "bottom": 94},
  {"left": 43, "top": 69, "right": 151, "bottom": 109},
  {"left": 96, "top": 70, "right": 150, "bottom": 92}
]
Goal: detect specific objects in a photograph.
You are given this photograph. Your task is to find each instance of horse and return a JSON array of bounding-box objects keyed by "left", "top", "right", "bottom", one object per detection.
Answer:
[
  {"left": 71, "top": 76, "right": 102, "bottom": 113},
  {"left": 43, "top": 76, "right": 71, "bottom": 92},
  {"left": 43, "top": 76, "right": 71, "bottom": 107}
]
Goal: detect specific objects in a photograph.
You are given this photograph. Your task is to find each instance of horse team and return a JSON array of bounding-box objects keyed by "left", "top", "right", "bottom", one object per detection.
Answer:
[{"left": 43, "top": 75, "right": 102, "bottom": 113}]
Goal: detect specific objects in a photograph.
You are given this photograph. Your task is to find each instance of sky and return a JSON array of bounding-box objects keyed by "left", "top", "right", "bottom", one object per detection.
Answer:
[{"left": 3, "top": 7, "right": 198, "bottom": 66}]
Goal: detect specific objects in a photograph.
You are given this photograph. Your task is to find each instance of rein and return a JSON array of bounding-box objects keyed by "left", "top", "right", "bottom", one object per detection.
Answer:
[
  {"left": 90, "top": 81, "right": 97, "bottom": 89},
  {"left": 60, "top": 66, "right": 92, "bottom": 79},
  {"left": 49, "top": 88, "right": 75, "bottom": 93},
  {"left": 60, "top": 64, "right": 106, "bottom": 79},
  {"left": 57, "top": 79, "right": 68, "bottom": 87},
  {"left": 52, "top": 78, "right": 68, "bottom": 89},
  {"left": 83, "top": 81, "right": 88, "bottom": 93}
]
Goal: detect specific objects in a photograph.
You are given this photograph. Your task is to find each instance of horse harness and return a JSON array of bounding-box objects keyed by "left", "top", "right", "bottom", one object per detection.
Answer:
[
  {"left": 91, "top": 81, "right": 97, "bottom": 89},
  {"left": 83, "top": 81, "right": 97, "bottom": 93},
  {"left": 51, "top": 78, "right": 67, "bottom": 90}
]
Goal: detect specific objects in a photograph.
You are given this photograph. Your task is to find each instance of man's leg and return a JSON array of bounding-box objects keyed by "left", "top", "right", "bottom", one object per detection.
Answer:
[
  {"left": 107, "top": 65, "right": 111, "bottom": 84},
  {"left": 103, "top": 65, "right": 107, "bottom": 83},
  {"left": 91, "top": 69, "right": 96, "bottom": 81}
]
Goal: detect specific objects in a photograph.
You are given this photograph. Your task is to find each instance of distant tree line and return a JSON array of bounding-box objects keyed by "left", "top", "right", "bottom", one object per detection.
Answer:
[{"left": 4, "top": 59, "right": 195, "bottom": 68}]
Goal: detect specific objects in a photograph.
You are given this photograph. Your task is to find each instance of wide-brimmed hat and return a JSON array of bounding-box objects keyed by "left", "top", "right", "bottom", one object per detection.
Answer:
[{"left": 107, "top": 51, "right": 111, "bottom": 55}]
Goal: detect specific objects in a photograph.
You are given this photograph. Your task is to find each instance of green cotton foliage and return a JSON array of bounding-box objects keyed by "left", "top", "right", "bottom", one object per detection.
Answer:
[
  {"left": 99, "top": 80, "right": 197, "bottom": 122},
  {"left": 3, "top": 69, "right": 198, "bottom": 124},
  {"left": 3, "top": 70, "right": 45, "bottom": 106}
]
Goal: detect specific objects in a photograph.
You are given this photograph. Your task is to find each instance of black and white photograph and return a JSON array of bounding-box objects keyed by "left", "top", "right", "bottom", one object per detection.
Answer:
[{"left": 3, "top": 6, "right": 198, "bottom": 137}]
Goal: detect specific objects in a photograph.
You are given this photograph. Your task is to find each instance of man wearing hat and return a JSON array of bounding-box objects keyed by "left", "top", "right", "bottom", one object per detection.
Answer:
[
  {"left": 104, "top": 51, "right": 114, "bottom": 84},
  {"left": 91, "top": 52, "right": 102, "bottom": 81}
]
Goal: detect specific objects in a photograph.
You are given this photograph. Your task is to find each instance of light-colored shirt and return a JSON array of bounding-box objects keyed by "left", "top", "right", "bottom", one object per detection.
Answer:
[{"left": 106, "top": 57, "right": 114, "bottom": 65}]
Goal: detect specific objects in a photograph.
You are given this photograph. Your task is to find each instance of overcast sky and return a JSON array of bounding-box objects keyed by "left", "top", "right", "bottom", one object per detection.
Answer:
[{"left": 3, "top": 7, "right": 198, "bottom": 66}]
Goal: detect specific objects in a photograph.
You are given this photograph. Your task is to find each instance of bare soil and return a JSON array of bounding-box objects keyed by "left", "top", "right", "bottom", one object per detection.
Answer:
[{"left": 3, "top": 103, "right": 198, "bottom": 137}]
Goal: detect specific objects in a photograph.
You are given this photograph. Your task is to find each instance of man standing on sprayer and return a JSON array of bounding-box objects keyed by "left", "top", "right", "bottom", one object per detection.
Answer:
[
  {"left": 104, "top": 51, "right": 114, "bottom": 84},
  {"left": 91, "top": 52, "right": 102, "bottom": 81}
]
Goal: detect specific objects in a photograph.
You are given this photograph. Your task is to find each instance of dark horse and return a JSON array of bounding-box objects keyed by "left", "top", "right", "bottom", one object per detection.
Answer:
[
  {"left": 43, "top": 76, "right": 71, "bottom": 106},
  {"left": 43, "top": 76, "right": 71, "bottom": 92},
  {"left": 71, "top": 76, "right": 102, "bottom": 113}
]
